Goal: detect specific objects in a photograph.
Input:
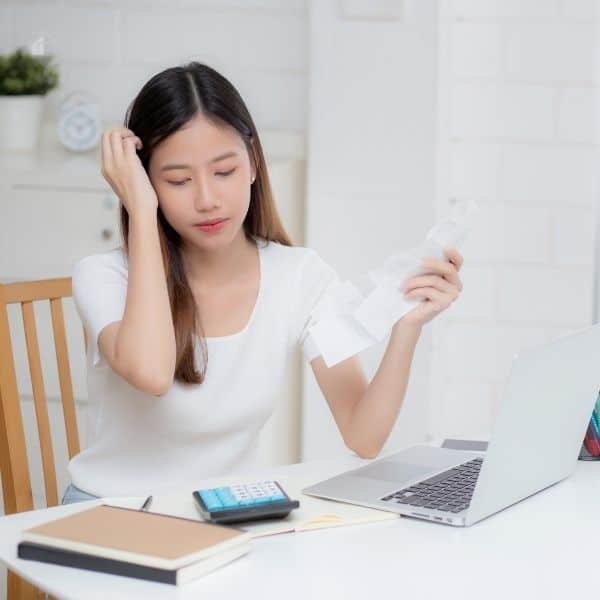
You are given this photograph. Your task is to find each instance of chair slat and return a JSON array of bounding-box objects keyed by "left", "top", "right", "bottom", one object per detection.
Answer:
[
  {"left": 0, "top": 286, "right": 34, "bottom": 514},
  {"left": 50, "top": 298, "right": 80, "bottom": 459},
  {"left": 21, "top": 301, "right": 59, "bottom": 507},
  {"left": 3, "top": 278, "right": 71, "bottom": 304},
  {"left": 7, "top": 570, "right": 38, "bottom": 600},
  {"left": 1, "top": 278, "right": 80, "bottom": 600}
]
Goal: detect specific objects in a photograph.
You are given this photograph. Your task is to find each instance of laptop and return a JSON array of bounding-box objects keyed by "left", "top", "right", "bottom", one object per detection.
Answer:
[{"left": 303, "top": 323, "right": 600, "bottom": 527}]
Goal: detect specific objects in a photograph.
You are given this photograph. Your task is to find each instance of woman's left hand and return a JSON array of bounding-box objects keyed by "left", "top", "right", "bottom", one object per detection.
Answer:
[{"left": 400, "top": 248, "right": 464, "bottom": 326}]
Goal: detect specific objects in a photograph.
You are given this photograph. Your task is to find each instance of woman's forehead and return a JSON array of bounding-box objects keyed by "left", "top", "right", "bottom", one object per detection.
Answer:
[{"left": 151, "top": 115, "right": 246, "bottom": 169}]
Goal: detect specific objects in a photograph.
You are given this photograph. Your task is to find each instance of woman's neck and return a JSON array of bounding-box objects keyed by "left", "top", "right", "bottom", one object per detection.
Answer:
[{"left": 181, "top": 229, "right": 257, "bottom": 289}]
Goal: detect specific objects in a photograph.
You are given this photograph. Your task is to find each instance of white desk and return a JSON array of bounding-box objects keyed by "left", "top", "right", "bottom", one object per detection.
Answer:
[{"left": 1, "top": 456, "right": 599, "bottom": 600}]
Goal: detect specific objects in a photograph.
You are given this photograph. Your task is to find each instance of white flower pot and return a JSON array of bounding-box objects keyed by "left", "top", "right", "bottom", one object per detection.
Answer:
[{"left": 0, "top": 95, "right": 44, "bottom": 151}]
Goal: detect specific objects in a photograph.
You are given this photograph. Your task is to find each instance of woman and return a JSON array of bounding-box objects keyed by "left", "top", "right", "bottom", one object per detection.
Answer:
[{"left": 61, "top": 62, "right": 463, "bottom": 505}]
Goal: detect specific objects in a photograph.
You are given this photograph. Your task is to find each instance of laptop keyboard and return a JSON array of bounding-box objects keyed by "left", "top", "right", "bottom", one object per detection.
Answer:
[{"left": 380, "top": 457, "right": 483, "bottom": 514}]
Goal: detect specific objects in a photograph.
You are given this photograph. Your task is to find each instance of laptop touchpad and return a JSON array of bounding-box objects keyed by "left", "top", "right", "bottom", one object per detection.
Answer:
[{"left": 354, "top": 460, "right": 435, "bottom": 484}]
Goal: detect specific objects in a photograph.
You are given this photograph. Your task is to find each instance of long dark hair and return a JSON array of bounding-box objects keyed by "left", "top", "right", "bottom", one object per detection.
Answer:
[{"left": 122, "top": 62, "right": 292, "bottom": 385}]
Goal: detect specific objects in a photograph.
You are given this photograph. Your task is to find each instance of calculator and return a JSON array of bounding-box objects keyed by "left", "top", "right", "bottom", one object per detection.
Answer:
[{"left": 193, "top": 480, "right": 300, "bottom": 524}]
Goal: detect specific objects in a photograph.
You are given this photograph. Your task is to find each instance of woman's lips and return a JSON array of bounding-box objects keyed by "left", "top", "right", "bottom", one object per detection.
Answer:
[{"left": 196, "top": 219, "right": 228, "bottom": 233}]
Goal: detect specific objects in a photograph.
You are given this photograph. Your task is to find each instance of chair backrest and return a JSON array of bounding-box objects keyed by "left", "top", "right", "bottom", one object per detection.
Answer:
[{"left": 0, "top": 277, "right": 84, "bottom": 514}]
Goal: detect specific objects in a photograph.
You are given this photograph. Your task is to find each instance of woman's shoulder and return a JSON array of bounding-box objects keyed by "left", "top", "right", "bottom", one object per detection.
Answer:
[
  {"left": 259, "top": 238, "right": 321, "bottom": 268},
  {"left": 259, "top": 239, "right": 337, "bottom": 296},
  {"left": 72, "top": 247, "right": 128, "bottom": 282}
]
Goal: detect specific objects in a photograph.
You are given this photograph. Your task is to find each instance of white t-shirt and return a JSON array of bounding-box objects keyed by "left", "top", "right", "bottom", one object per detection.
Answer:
[{"left": 68, "top": 237, "right": 339, "bottom": 497}]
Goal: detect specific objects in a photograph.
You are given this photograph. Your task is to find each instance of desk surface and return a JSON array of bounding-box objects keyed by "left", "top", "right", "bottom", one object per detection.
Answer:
[{"left": 1, "top": 456, "right": 599, "bottom": 600}]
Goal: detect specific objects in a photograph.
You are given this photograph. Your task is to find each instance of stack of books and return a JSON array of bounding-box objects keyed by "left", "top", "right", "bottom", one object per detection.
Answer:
[{"left": 18, "top": 504, "right": 250, "bottom": 585}]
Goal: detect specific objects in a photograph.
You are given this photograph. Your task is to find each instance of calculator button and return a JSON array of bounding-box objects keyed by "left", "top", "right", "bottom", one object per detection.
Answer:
[
  {"left": 199, "top": 490, "right": 222, "bottom": 511},
  {"left": 215, "top": 487, "right": 240, "bottom": 508},
  {"left": 251, "top": 496, "right": 272, "bottom": 505},
  {"left": 268, "top": 496, "right": 287, "bottom": 503}
]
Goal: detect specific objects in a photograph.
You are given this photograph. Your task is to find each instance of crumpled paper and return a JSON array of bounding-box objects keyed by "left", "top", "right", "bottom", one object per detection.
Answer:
[{"left": 306, "top": 199, "right": 479, "bottom": 367}]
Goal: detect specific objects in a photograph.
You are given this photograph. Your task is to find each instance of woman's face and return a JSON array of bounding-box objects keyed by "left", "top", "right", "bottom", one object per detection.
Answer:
[{"left": 148, "top": 112, "right": 255, "bottom": 251}]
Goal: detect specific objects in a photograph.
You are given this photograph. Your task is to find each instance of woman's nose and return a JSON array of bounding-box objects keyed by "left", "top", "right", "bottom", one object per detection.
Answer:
[{"left": 193, "top": 179, "right": 220, "bottom": 212}]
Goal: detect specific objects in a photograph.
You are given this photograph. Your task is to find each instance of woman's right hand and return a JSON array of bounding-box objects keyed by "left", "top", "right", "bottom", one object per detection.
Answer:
[{"left": 101, "top": 127, "right": 158, "bottom": 217}]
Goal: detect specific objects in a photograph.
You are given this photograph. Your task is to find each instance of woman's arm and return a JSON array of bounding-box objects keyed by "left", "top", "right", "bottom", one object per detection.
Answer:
[
  {"left": 343, "top": 320, "right": 422, "bottom": 457},
  {"left": 97, "top": 128, "right": 176, "bottom": 395},
  {"left": 309, "top": 321, "right": 420, "bottom": 458},
  {"left": 100, "top": 211, "right": 176, "bottom": 395},
  {"left": 310, "top": 248, "right": 463, "bottom": 458}
]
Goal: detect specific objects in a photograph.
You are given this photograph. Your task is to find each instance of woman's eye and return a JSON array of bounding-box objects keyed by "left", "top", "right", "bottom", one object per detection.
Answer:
[{"left": 167, "top": 169, "right": 235, "bottom": 185}]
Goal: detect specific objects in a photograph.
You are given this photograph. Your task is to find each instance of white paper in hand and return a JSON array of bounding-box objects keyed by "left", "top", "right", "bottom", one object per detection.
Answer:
[{"left": 307, "top": 199, "right": 479, "bottom": 367}]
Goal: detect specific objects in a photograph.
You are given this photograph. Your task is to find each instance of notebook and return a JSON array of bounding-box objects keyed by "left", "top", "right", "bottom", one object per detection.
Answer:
[
  {"left": 18, "top": 504, "right": 250, "bottom": 585},
  {"left": 105, "top": 476, "right": 400, "bottom": 537}
]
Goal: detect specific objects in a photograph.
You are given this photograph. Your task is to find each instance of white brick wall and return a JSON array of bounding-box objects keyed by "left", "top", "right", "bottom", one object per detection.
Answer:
[
  {"left": 496, "top": 266, "right": 593, "bottom": 324},
  {"left": 437, "top": 381, "right": 497, "bottom": 437},
  {"left": 450, "top": 23, "right": 503, "bottom": 78},
  {"left": 461, "top": 203, "right": 552, "bottom": 263},
  {"left": 0, "top": 6, "right": 14, "bottom": 54},
  {"left": 506, "top": 23, "right": 595, "bottom": 83},
  {"left": 451, "top": 83, "right": 556, "bottom": 140},
  {"left": 4, "top": 0, "right": 308, "bottom": 136},
  {"left": 552, "top": 205, "right": 596, "bottom": 265},
  {"left": 501, "top": 145, "right": 597, "bottom": 206},
  {"left": 450, "top": 0, "right": 561, "bottom": 20},
  {"left": 561, "top": 0, "right": 597, "bottom": 20},
  {"left": 13, "top": 5, "right": 120, "bottom": 63},
  {"left": 557, "top": 87, "right": 595, "bottom": 143},
  {"left": 449, "top": 142, "right": 500, "bottom": 200},
  {"left": 432, "top": 0, "right": 597, "bottom": 440}
]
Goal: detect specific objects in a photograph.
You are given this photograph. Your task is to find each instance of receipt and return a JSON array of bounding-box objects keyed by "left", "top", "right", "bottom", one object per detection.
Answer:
[{"left": 307, "top": 199, "right": 478, "bottom": 367}]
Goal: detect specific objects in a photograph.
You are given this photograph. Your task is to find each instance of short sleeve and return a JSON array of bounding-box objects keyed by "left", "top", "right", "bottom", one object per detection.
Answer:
[
  {"left": 289, "top": 249, "right": 341, "bottom": 363},
  {"left": 71, "top": 250, "right": 128, "bottom": 369}
]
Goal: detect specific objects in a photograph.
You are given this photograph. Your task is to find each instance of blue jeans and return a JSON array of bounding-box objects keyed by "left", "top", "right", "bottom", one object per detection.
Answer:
[{"left": 60, "top": 483, "right": 100, "bottom": 505}]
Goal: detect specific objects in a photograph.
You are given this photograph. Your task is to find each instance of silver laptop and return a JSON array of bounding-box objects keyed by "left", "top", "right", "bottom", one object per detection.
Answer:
[{"left": 303, "top": 324, "right": 600, "bottom": 527}]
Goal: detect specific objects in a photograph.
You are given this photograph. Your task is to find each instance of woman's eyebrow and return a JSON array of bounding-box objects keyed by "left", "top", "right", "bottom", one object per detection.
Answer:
[{"left": 160, "top": 151, "right": 239, "bottom": 172}]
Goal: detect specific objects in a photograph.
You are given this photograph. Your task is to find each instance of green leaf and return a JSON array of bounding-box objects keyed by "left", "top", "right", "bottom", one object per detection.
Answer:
[{"left": 0, "top": 47, "right": 60, "bottom": 95}]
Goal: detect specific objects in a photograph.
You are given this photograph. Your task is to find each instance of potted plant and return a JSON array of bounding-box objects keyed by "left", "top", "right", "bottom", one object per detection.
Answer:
[{"left": 0, "top": 47, "right": 59, "bottom": 151}]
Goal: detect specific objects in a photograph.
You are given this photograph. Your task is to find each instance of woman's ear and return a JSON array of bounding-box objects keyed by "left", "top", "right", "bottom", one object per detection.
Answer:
[{"left": 249, "top": 137, "right": 258, "bottom": 183}]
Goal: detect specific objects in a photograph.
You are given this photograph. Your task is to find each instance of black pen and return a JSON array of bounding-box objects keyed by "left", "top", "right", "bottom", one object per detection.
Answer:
[{"left": 140, "top": 495, "right": 153, "bottom": 511}]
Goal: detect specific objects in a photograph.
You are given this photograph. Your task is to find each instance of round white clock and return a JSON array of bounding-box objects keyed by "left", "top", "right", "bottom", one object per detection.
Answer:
[{"left": 57, "top": 91, "right": 102, "bottom": 152}]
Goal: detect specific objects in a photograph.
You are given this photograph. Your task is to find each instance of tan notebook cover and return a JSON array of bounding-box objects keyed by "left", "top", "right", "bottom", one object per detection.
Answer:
[{"left": 22, "top": 504, "right": 250, "bottom": 570}]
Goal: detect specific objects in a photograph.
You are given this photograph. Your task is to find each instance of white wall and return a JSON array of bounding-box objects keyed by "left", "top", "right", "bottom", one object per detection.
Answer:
[
  {"left": 303, "top": 0, "right": 599, "bottom": 459},
  {"left": 0, "top": 0, "right": 308, "bottom": 137},
  {"left": 430, "top": 0, "right": 598, "bottom": 440},
  {"left": 302, "top": 0, "right": 440, "bottom": 459}
]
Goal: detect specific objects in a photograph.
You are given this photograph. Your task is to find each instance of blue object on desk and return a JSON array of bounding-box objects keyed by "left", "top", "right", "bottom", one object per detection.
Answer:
[{"left": 193, "top": 480, "right": 300, "bottom": 524}]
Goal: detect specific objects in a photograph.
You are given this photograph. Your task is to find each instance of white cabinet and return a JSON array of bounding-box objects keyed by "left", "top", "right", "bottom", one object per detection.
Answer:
[
  {"left": 0, "top": 146, "right": 306, "bottom": 509},
  {"left": 0, "top": 187, "right": 120, "bottom": 280}
]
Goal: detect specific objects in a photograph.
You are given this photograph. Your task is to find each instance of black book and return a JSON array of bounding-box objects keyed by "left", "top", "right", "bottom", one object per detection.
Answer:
[
  {"left": 18, "top": 504, "right": 250, "bottom": 586},
  {"left": 18, "top": 540, "right": 249, "bottom": 586}
]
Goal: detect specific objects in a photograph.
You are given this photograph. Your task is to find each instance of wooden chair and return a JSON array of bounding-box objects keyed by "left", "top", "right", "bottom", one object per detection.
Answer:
[{"left": 0, "top": 278, "right": 85, "bottom": 600}]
